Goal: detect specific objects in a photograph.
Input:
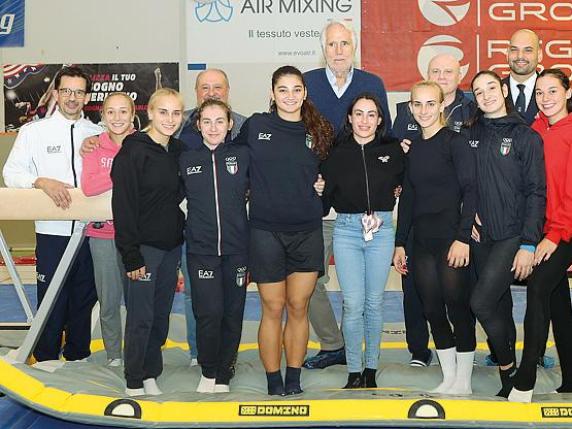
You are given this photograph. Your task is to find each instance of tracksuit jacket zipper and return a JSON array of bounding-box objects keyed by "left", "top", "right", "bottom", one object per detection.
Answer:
[
  {"left": 211, "top": 151, "right": 222, "bottom": 256},
  {"left": 70, "top": 124, "right": 77, "bottom": 234}
]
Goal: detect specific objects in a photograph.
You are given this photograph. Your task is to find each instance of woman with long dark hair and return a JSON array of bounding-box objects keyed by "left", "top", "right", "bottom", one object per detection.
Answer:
[
  {"left": 468, "top": 70, "right": 545, "bottom": 397},
  {"left": 322, "top": 93, "right": 404, "bottom": 388},
  {"left": 235, "top": 65, "right": 333, "bottom": 395},
  {"left": 508, "top": 69, "right": 572, "bottom": 402}
]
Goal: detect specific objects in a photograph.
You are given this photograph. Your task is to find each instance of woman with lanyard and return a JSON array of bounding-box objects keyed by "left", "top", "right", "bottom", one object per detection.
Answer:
[
  {"left": 321, "top": 93, "right": 404, "bottom": 388},
  {"left": 234, "top": 65, "right": 333, "bottom": 396},
  {"left": 393, "top": 81, "right": 477, "bottom": 395},
  {"left": 508, "top": 69, "right": 572, "bottom": 402},
  {"left": 468, "top": 70, "right": 545, "bottom": 397}
]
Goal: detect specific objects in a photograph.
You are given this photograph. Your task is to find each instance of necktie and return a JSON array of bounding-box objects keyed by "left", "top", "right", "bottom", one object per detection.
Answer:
[{"left": 515, "top": 84, "right": 526, "bottom": 114}]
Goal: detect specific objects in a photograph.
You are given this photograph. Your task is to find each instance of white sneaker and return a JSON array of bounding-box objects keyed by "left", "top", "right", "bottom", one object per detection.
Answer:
[
  {"left": 107, "top": 358, "right": 123, "bottom": 367},
  {"left": 143, "top": 378, "right": 162, "bottom": 396},
  {"left": 196, "top": 375, "right": 216, "bottom": 393},
  {"left": 125, "top": 387, "right": 145, "bottom": 397},
  {"left": 214, "top": 384, "right": 230, "bottom": 393},
  {"left": 190, "top": 358, "right": 199, "bottom": 367}
]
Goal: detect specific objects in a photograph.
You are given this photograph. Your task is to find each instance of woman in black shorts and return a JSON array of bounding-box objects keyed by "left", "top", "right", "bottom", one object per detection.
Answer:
[{"left": 235, "top": 65, "right": 333, "bottom": 395}]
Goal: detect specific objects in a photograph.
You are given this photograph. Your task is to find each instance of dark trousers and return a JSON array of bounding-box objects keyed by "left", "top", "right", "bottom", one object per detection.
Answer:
[
  {"left": 187, "top": 253, "right": 248, "bottom": 384},
  {"left": 123, "top": 245, "right": 180, "bottom": 389},
  {"left": 514, "top": 240, "right": 572, "bottom": 391},
  {"left": 413, "top": 237, "right": 475, "bottom": 352},
  {"left": 34, "top": 233, "right": 97, "bottom": 362},
  {"left": 402, "top": 230, "right": 430, "bottom": 356},
  {"left": 471, "top": 236, "right": 519, "bottom": 366}
]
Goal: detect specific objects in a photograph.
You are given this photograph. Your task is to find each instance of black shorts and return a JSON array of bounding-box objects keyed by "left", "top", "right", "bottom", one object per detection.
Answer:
[{"left": 249, "top": 227, "right": 324, "bottom": 283}]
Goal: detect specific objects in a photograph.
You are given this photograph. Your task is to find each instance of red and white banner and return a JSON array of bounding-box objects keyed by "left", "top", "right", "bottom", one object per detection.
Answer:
[{"left": 362, "top": 0, "right": 572, "bottom": 91}]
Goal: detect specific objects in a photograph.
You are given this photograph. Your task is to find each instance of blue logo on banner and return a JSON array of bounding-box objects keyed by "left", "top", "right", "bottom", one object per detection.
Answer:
[
  {"left": 0, "top": 0, "right": 25, "bottom": 47},
  {"left": 195, "top": 0, "right": 233, "bottom": 23}
]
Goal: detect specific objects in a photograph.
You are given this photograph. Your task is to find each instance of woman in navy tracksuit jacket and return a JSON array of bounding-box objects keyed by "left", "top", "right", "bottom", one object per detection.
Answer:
[{"left": 179, "top": 99, "right": 249, "bottom": 393}]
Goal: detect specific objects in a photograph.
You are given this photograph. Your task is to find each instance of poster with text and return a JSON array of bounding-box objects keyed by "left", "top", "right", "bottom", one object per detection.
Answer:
[
  {"left": 362, "top": 0, "right": 572, "bottom": 91},
  {"left": 3, "top": 63, "right": 179, "bottom": 132}
]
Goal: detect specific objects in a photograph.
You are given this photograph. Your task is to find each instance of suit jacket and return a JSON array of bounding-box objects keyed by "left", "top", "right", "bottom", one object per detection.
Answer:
[{"left": 502, "top": 75, "right": 538, "bottom": 126}]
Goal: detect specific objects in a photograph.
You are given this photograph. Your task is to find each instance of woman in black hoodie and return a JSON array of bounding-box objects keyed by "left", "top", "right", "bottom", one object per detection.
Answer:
[
  {"left": 111, "top": 88, "right": 185, "bottom": 397},
  {"left": 468, "top": 70, "right": 545, "bottom": 397},
  {"left": 322, "top": 93, "right": 404, "bottom": 389}
]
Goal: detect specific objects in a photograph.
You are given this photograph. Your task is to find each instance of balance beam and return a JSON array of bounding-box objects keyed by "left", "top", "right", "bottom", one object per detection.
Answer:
[{"left": 0, "top": 188, "right": 112, "bottom": 221}]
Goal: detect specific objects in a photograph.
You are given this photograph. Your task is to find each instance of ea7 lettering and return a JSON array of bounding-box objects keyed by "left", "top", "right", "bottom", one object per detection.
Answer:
[
  {"left": 199, "top": 270, "right": 214, "bottom": 280},
  {"left": 258, "top": 133, "right": 272, "bottom": 141},
  {"left": 187, "top": 166, "right": 202, "bottom": 175}
]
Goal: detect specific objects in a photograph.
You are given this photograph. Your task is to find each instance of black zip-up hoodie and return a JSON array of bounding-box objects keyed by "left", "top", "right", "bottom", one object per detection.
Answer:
[
  {"left": 234, "top": 112, "right": 323, "bottom": 232},
  {"left": 111, "top": 131, "right": 185, "bottom": 271},
  {"left": 179, "top": 139, "right": 249, "bottom": 256},
  {"left": 321, "top": 133, "right": 404, "bottom": 214},
  {"left": 470, "top": 113, "right": 546, "bottom": 246}
]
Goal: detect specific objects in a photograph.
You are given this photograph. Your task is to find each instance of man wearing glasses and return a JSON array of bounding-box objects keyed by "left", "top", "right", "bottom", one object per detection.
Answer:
[{"left": 3, "top": 66, "right": 102, "bottom": 362}]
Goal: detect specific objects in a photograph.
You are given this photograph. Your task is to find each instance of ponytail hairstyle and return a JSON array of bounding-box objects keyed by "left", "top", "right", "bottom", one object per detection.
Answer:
[
  {"left": 469, "top": 70, "right": 512, "bottom": 125},
  {"left": 144, "top": 87, "right": 184, "bottom": 131},
  {"left": 409, "top": 80, "right": 447, "bottom": 127},
  {"left": 270, "top": 65, "right": 333, "bottom": 160},
  {"left": 340, "top": 92, "right": 387, "bottom": 139},
  {"left": 537, "top": 68, "right": 572, "bottom": 113}
]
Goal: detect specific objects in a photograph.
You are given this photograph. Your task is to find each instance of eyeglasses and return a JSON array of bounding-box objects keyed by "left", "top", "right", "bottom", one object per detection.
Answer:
[{"left": 58, "top": 88, "right": 87, "bottom": 99}]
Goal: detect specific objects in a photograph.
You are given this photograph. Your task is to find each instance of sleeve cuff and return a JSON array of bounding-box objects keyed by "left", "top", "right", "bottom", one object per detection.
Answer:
[{"left": 519, "top": 244, "right": 536, "bottom": 253}]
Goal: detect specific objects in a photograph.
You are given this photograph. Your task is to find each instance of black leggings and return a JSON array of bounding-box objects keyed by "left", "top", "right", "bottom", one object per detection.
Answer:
[
  {"left": 413, "top": 238, "right": 476, "bottom": 352},
  {"left": 513, "top": 240, "right": 572, "bottom": 391},
  {"left": 470, "top": 237, "right": 519, "bottom": 366}
]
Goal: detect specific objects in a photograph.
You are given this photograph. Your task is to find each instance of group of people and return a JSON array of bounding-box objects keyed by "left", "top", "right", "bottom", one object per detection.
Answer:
[{"left": 2, "top": 22, "right": 571, "bottom": 403}]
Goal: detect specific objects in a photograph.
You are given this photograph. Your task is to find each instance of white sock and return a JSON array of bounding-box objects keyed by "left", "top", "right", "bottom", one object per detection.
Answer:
[
  {"left": 125, "top": 387, "right": 145, "bottom": 397},
  {"left": 431, "top": 347, "right": 457, "bottom": 394},
  {"left": 143, "top": 378, "right": 162, "bottom": 396},
  {"left": 448, "top": 351, "right": 474, "bottom": 395},
  {"left": 196, "top": 375, "right": 216, "bottom": 393},
  {"left": 508, "top": 387, "right": 533, "bottom": 403},
  {"left": 214, "top": 384, "right": 230, "bottom": 393}
]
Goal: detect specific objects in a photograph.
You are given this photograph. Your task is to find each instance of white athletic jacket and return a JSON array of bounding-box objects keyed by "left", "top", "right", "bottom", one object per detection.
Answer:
[{"left": 3, "top": 110, "right": 102, "bottom": 236}]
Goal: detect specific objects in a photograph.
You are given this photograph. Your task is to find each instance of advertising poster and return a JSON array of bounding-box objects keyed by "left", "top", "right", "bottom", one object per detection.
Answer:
[
  {"left": 0, "top": 0, "right": 25, "bottom": 47},
  {"left": 362, "top": 0, "right": 572, "bottom": 91},
  {"left": 3, "top": 63, "right": 179, "bottom": 132}
]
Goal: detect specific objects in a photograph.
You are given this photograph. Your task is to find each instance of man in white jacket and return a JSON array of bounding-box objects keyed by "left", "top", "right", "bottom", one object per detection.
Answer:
[{"left": 3, "top": 66, "right": 102, "bottom": 362}]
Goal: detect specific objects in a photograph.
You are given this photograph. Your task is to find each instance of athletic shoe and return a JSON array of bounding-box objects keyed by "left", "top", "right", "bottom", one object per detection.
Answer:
[
  {"left": 409, "top": 350, "right": 433, "bottom": 367},
  {"left": 190, "top": 357, "right": 199, "bottom": 367},
  {"left": 303, "top": 348, "right": 346, "bottom": 369},
  {"left": 538, "top": 355, "right": 555, "bottom": 369}
]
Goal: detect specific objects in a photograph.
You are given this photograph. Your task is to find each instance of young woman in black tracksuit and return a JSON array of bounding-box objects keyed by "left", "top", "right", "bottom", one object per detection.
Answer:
[
  {"left": 393, "top": 81, "right": 477, "bottom": 395},
  {"left": 111, "top": 88, "right": 185, "bottom": 397},
  {"left": 179, "top": 99, "right": 249, "bottom": 394},
  {"left": 321, "top": 93, "right": 404, "bottom": 389},
  {"left": 468, "top": 70, "right": 546, "bottom": 397},
  {"left": 235, "top": 65, "right": 333, "bottom": 396}
]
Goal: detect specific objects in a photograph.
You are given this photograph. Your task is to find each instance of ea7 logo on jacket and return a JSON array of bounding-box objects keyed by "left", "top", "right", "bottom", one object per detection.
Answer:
[
  {"left": 47, "top": 145, "right": 62, "bottom": 154},
  {"left": 500, "top": 138, "right": 512, "bottom": 156},
  {"left": 469, "top": 140, "right": 479, "bottom": 148},
  {"left": 407, "top": 123, "right": 418, "bottom": 131},
  {"left": 198, "top": 269, "right": 214, "bottom": 280},
  {"left": 139, "top": 273, "right": 152, "bottom": 282},
  {"left": 186, "top": 166, "right": 202, "bottom": 175},
  {"left": 37, "top": 273, "right": 46, "bottom": 283},
  {"left": 258, "top": 133, "right": 272, "bottom": 141},
  {"left": 226, "top": 156, "right": 238, "bottom": 175},
  {"left": 378, "top": 155, "right": 390, "bottom": 163}
]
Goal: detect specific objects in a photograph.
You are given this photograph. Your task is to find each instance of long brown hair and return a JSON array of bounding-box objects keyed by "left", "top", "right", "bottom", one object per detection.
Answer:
[
  {"left": 537, "top": 68, "right": 572, "bottom": 113},
  {"left": 270, "top": 65, "right": 333, "bottom": 160}
]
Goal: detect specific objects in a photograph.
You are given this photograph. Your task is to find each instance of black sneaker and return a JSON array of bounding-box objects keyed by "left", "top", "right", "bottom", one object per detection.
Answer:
[
  {"left": 409, "top": 350, "right": 433, "bottom": 367},
  {"left": 303, "top": 348, "right": 346, "bottom": 369}
]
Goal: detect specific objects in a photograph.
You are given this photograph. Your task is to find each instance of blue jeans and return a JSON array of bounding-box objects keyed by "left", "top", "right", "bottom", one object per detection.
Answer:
[
  {"left": 333, "top": 212, "right": 394, "bottom": 373},
  {"left": 182, "top": 243, "right": 198, "bottom": 359}
]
